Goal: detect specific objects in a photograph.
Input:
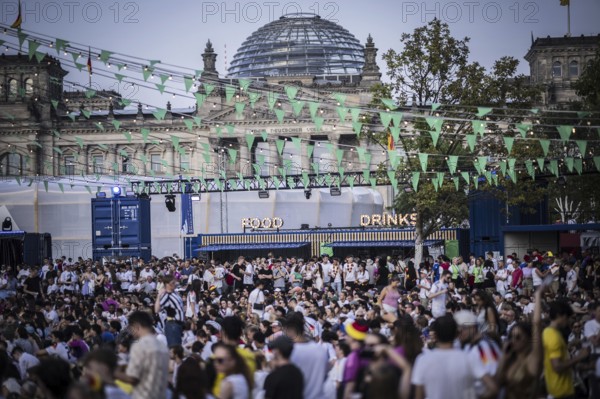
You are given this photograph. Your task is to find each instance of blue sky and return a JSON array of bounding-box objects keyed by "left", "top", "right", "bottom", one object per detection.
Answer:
[{"left": 1, "top": 0, "right": 598, "bottom": 108}]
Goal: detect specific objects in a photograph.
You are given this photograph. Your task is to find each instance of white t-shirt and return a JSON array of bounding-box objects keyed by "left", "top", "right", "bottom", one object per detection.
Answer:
[
  {"left": 214, "top": 267, "right": 225, "bottom": 288},
  {"left": 120, "top": 270, "right": 133, "bottom": 290},
  {"left": 418, "top": 278, "right": 431, "bottom": 299},
  {"left": 584, "top": 318, "right": 600, "bottom": 342},
  {"left": 566, "top": 269, "right": 577, "bottom": 292},
  {"left": 46, "top": 342, "right": 72, "bottom": 363},
  {"left": 343, "top": 263, "right": 356, "bottom": 282},
  {"left": 465, "top": 338, "right": 501, "bottom": 397},
  {"left": 243, "top": 264, "right": 255, "bottom": 285},
  {"left": 248, "top": 288, "right": 265, "bottom": 306},
  {"left": 321, "top": 262, "right": 332, "bottom": 283},
  {"left": 429, "top": 281, "right": 448, "bottom": 318},
  {"left": 140, "top": 268, "right": 155, "bottom": 279},
  {"left": 291, "top": 342, "right": 329, "bottom": 399},
  {"left": 495, "top": 269, "right": 508, "bottom": 291},
  {"left": 412, "top": 348, "right": 477, "bottom": 399}
]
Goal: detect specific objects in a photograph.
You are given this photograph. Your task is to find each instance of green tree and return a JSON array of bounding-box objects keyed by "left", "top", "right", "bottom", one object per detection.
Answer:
[
  {"left": 375, "top": 19, "right": 541, "bottom": 265},
  {"left": 573, "top": 48, "right": 600, "bottom": 110}
]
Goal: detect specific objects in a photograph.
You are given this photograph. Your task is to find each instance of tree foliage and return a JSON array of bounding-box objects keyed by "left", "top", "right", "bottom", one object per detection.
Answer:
[
  {"left": 573, "top": 48, "right": 600, "bottom": 110},
  {"left": 374, "top": 19, "right": 543, "bottom": 256}
]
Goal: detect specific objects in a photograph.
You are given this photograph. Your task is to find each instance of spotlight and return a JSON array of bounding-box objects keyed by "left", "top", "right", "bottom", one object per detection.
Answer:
[
  {"left": 136, "top": 192, "right": 150, "bottom": 199},
  {"left": 96, "top": 192, "right": 107, "bottom": 198},
  {"left": 2, "top": 217, "right": 12, "bottom": 231},
  {"left": 330, "top": 187, "right": 341, "bottom": 196},
  {"left": 112, "top": 186, "right": 121, "bottom": 197},
  {"left": 165, "top": 194, "right": 176, "bottom": 212},
  {"left": 304, "top": 189, "right": 312, "bottom": 200},
  {"left": 191, "top": 194, "right": 201, "bottom": 201},
  {"left": 258, "top": 190, "right": 269, "bottom": 199}
]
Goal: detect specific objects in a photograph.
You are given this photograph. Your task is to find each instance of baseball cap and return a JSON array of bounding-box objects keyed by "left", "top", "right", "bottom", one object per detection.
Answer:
[{"left": 453, "top": 310, "right": 478, "bottom": 326}]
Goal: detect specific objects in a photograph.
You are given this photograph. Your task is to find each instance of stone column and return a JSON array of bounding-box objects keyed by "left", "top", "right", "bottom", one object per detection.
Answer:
[
  {"left": 108, "top": 145, "right": 118, "bottom": 175},
  {"left": 165, "top": 146, "right": 174, "bottom": 175},
  {"left": 268, "top": 139, "right": 279, "bottom": 176}
]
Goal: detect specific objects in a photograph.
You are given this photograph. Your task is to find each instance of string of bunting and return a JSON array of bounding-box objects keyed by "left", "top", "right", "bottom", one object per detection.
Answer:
[{"left": 0, "top": 27, "right": 599, "bottom": 194}]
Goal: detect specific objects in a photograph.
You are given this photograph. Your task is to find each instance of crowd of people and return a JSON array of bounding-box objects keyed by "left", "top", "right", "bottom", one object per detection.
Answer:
[{"left": 0, "top": 248, "right": 599, "bottom": 399}]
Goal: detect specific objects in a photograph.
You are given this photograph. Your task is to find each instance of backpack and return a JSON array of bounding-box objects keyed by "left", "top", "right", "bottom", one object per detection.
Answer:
[{"left": 225, "top": 273, "right": 234, "bottom": 286}]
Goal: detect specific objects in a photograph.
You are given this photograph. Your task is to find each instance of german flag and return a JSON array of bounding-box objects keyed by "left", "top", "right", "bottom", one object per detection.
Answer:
[
  {"left": 10, "top": 0, "right": 22, "bottom": 29},
  {"left": 560, "top": 0, "right": 569, "bottom": 6},
  {"left": 387, "top": 132, "right": 395, "bottom": 150},
  {"left": 87, "top": 47, "right": 92, "bottom": 75}
]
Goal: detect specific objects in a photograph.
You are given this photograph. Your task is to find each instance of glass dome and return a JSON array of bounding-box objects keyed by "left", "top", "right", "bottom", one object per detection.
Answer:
[{"left": 227, "top": 14, "right": 365, "bottom": 77}]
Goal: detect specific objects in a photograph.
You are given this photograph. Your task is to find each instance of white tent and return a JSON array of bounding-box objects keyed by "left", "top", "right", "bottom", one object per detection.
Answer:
[{"left": 0, "top": 180, "right": 383, "bottom": 259}]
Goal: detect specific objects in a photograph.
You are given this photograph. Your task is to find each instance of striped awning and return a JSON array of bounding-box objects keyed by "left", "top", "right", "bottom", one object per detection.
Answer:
[
  {"left": 194, "top": 242, "right": 310, "bottom": 252},
  {"left": 323, "top": 240, "right": 444, "bottom": 248}
]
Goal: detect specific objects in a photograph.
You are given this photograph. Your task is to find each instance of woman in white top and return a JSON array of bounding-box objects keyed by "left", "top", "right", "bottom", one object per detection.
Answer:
[
  {"left": 214, "top": 343, "right": 252, "bottom": 399},
  {"left": 356, "top": 263, "right": 370, "bottom": 291},
  {"left": 330, "top": 260, "right": 343, "bottom": 294},
  {"left": 314, "top": 263, "right": 324, "bottom": 291},
  {"left": 532, "top": 262, "right": 546, "bottom": 290},
  {"left": 343, "top": 261, "right": 357, "bottom": 290},
  {"left": 494, "top": 262, "right": 509, "bottom": 295}
]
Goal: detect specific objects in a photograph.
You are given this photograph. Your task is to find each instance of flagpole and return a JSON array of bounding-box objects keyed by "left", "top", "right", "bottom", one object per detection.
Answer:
[{"left": 567, "top": 3, "right": 571, "bottom": 37}]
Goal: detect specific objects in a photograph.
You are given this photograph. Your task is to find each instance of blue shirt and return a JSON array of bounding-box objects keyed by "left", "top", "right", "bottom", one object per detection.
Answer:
[{"left": 432, "top": 263, "right": 440, "bottom": 282}]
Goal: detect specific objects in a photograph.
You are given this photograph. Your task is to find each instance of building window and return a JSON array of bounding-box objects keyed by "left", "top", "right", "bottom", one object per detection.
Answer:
[
  {"left": 92, "top": 155, "right": 104, "bottom": 174},
  {"left": 151, "top": 154, "right": 162, "bottom": 173},
  {"left": 121, "top": 154, "right": 135, "bottom": 174},
  {"left": 24, "top": 78, "right": 34, "bottom": 97},
  {"left": 64, "top": 155, "right": 75, "bottom": 175},
  {"left": 552, "top": 61, "right": 562, "bottom": 77},
  {"left": 569, "top": 60, "right": 579, "bottom": 77},
  {"left": 1, "top": 153, "right": 22, "bottom": 176},
  {"left": 180, "top": 153, "right": 190, "bottom": 172},
  {"left": 8, "top": 79, "right": 18, "bottom": 101}
]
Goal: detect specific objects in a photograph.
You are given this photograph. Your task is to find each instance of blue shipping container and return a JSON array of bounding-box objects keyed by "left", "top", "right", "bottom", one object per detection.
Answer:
[{"left": 91, "top": 197, "right": 151, "bottom": 261}]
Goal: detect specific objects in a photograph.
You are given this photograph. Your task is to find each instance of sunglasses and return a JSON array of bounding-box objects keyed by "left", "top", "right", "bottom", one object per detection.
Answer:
[{"left": 214, "top": 357, "right": 229, "bottom": 364}]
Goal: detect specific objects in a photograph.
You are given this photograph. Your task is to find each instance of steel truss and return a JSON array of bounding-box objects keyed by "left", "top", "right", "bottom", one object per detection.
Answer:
[{"left": 130, "top": 172, "right": 379, "bottom": 194}]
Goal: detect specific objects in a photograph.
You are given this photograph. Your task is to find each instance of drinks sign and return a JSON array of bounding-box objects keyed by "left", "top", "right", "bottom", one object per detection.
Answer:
[{"left": 360, "top": 213, "right": 417, "bottom": 227}]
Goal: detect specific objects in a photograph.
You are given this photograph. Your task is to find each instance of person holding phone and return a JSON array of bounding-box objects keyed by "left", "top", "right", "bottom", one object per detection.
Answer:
[{"left": 494, "top": 287, "right": 544, "bottom": 399}]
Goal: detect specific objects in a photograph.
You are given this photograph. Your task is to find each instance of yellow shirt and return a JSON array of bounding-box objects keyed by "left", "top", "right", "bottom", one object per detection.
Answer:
[
  {"left": 212, "top": 347, "right": 256, "bottom": 397},
  {"left": 115, "top": 380, "right": 133, "bottom": 394},
  {"left": 543, "top": 326, "right": 574, "bottom": 398}
]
